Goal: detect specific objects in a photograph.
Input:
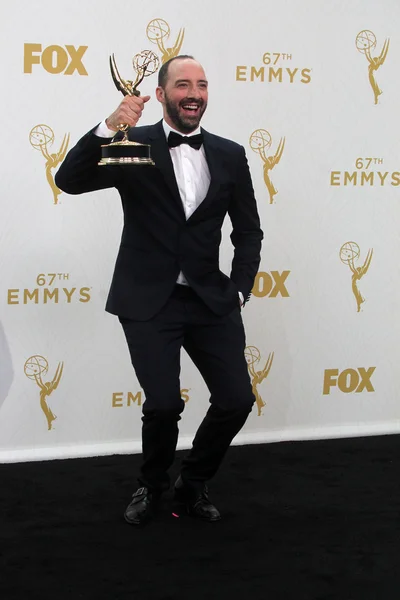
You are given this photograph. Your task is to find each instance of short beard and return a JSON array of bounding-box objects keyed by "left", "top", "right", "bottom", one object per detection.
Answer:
[{"left": 164, "top": 95, "right": 207, "bottom": 134}]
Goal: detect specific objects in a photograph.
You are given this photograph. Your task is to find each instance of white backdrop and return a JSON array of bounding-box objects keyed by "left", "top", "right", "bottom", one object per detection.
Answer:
[{"left": 1, "top": 0, "right": 399, "bottom": 462}]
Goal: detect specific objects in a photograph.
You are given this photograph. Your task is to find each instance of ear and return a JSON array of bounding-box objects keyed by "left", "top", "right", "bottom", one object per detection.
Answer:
[{"left": 155, "top": 86, "right": 165, "bottom": 103}]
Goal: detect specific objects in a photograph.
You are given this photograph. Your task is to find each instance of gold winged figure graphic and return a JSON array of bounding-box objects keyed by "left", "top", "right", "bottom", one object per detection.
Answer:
[
  {"left": 245, "top": 347, "right": 274, "bottom": 416},
  {"left": 262, "top": 138, "right": 285, "bottom": 204},
  {"left": 158, "top": 27, "right": 185, "bottom": 63},
  {"left": 35, "top": 361, "right": 64, "bottom": 430},
  {"left": 356, "top": 31, "right": 390, "bottom": 105},
  {"left": 340, "top": 242, "right": 373, "bottom": 312},
  {"left": 29, "top": 125, "right": 70, "bottom": 205},
  {"left": 28, "top": 360, "right": 64, "bottom": 431},
  {"left": 250, "top": 129, "right": 285, "bottom": 204},
  {"left": 41, "top": 134, "right": 70, "bottom": 205},
  {"left": 24, "top": 356, "right": 64, "bottom": 431},
  {"left": 349, "top": 249, "right": 373, "bottom": 312},
  {"left": 366, "top": 39, "right": 390, "bottom": 105},
  {"left": 146, "top": 19, "right": 185, "bottom": 64}
]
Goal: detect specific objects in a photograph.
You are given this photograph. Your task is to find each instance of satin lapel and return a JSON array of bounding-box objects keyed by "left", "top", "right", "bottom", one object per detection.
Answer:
[
  {"left": 187, "top": 129, "right": 222, "bottom": 223},
  {"left": 148, "top": 121, "right": 185, "bottom": 218}
]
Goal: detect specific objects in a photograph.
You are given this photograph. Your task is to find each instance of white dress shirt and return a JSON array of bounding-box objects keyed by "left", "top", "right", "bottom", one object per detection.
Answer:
[
  {"left": 161, "top": 120, "right": 211, "bottom": 285},
  {"left": 94, "top": 120, "right": 243, "bottom": 302}
]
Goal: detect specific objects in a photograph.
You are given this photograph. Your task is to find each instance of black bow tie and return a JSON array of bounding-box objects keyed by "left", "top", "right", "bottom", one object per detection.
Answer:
[{"left": 168, "top": 131, "right": 203, "bottom": 150}]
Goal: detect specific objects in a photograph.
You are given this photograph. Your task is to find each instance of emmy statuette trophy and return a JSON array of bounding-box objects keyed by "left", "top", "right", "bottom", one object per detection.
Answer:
[{"left": 99, "top": 50, "right": 159, "bottom": 166}]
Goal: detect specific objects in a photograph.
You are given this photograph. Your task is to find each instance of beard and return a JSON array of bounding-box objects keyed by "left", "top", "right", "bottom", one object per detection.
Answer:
[{"left": 164, "top": 94, "right": 207, "bottom": 134}]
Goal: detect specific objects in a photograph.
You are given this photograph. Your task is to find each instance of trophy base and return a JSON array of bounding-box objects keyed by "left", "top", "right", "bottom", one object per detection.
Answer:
[
  {"left": 99, "top": 140, "right": 154, "bottom": 166},
  {"left": 99, "top": 156, "right": 155, "bottom": 165}
]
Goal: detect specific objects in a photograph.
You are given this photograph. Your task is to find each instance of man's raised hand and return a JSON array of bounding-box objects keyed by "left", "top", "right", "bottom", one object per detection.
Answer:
[{"left": 105, "top": 95, "right": 151, "bottom": 131}]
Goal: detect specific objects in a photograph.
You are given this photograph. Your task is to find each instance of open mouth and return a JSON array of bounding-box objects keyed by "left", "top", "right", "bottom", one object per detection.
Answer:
[{"left": 180, "top": 102, "right": 201, "bottom": 116}]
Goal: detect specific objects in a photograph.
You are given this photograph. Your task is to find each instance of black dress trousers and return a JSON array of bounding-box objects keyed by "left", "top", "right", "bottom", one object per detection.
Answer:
[{"left": 120, "top": 285, "right": 255, "bottom": 494}]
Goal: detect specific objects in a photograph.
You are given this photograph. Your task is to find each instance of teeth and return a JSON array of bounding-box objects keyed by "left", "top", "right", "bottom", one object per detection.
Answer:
[{"left": 183, "top": 104, "right": 198, "bottom": 110}]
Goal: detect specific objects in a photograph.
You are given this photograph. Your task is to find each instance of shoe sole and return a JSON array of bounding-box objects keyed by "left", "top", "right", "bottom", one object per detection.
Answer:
[
  {"left": 187, "top": 509, "right": 222, "bottom": 522},
  {"left": 124, "top": 511, "right": 154, "bottom": 526},
  {"left": 172, "top": 501, "right": 221, "bottom": 522}
]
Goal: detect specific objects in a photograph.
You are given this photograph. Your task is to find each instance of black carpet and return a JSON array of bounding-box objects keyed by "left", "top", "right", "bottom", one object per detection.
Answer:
[{"left": 1, "top": 435, "right": 400, "bottom": 600}]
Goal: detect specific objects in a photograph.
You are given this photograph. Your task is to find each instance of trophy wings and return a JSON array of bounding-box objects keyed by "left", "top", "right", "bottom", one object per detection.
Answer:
[
  {"left": 110, "top": 54, "right": 135, "bottom": 97},
  {"left": 269, "top": 138, "right": 285, "bottom": 168},
  {"left": 56, "top": 134, "right": 70, "bottom": 163},
  {"left": 358, "top": 249, "right": 373, "bottom": 276},
  {"left": 255, "top": 352, "right": 274, "bottom": 385},
  {"left": 48, "top": 362, "right": 64, "bottom": 393},
  {"left": 170, "top": 28, "right": 185, "bottom": 57},
  {"left": 377, "top": 39, "right": 390, "bottom": 66}
]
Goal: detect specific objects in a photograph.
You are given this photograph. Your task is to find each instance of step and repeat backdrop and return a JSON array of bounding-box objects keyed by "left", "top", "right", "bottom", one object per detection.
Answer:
[{"left": 1, "top": 0, "right": 399, "bottom": 461}]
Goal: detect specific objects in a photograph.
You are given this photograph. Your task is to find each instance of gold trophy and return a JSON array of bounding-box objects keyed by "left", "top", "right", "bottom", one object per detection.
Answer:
[{"left": 99, "top": 50, "right": 159, "bottom": 166}]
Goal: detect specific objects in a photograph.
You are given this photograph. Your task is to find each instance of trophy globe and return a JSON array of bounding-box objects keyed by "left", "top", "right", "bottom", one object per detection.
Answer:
[
  {"left": 24, "top": 355, "right": 49, "bottom": 380},
  {"left": 249, "top": 129, "right": 272, "bottom": 154},
  {"left": 146, "top": 19, "right": 170, "bottom": 43},
  {"left": 340, "top": 242, "right": 360, "bottom": 265},
  {"left": 132, "top": 50, "right": 159, "bottom": 78},
  {"left": 245, "top": 346, "right": 261, "bottom": 366},
  {"left": 29, "top": 125, "right": 54, "bottom": 151},
  {"left": 356, "top": 30, "right": 377, "bottom": 54}
]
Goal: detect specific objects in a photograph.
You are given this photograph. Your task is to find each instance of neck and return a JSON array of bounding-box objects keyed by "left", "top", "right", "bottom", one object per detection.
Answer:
[{"left": 163, "top": 114, "right": 199, "bottom": 135}]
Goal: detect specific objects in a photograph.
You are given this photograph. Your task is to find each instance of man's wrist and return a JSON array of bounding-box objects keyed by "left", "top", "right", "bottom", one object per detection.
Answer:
[{"left": 94, "top": 119, "right": 118, "bottom": 138}]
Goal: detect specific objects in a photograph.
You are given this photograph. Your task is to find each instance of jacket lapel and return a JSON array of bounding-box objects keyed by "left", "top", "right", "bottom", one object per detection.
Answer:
[
  {"left": 148, "top": 121, "right": 185, "bottom": 218},
  {"left": 147, "top": 122, "right": 225, "bottom": 222},
  {"left": 187, "top": 128, "right": 223, "bottom": 223}
]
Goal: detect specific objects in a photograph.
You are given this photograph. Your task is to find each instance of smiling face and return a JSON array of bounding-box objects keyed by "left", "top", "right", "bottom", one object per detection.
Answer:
[{"left": 156, "top": 58, "right": 208, "bottom": 134}]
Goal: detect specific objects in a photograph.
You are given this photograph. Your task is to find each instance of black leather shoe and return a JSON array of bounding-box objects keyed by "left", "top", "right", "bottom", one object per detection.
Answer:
[
  {"left": 173, "top": 476, "right": 221, "bottom": 522},
  {"left": 124, "top": 487, "right": 159, "bottom": 526}
]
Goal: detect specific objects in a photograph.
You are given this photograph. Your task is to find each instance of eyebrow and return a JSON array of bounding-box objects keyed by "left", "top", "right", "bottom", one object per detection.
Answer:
[{"left": 174, "top": 78, "right": 208, "bottom": 85}]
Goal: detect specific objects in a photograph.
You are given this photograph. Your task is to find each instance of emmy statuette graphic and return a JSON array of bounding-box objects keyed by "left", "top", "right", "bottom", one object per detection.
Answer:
[
  {"left": 29, "top": 124, "right": 70, "bottom": 204},
  {"left": 24, "top": 355, "right": 64, "bottom": 431},
  {"left": 245, "top": 346, "right": 274, "bottom": 416},
  {"left": 250, "top": 129, "right": 285, "bottom": 204},
  {"left": 356, "top": 30, "right": 389, "bottom": 105},
  {"left": 146, "top": 18, "right": 185, "bottom": 64},
  {"left": 340, "top": 242, "right": 373, "bottom": 312}
]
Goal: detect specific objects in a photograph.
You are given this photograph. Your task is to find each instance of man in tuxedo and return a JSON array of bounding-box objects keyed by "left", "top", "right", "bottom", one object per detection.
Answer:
[{"left": 55, "top": 55, "right": 263, "bottom": 526}]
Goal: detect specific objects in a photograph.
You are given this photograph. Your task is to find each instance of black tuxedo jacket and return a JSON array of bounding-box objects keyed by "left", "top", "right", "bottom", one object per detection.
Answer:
[{"left": 55, "top": 120, "right": 263, "bottom": 321}]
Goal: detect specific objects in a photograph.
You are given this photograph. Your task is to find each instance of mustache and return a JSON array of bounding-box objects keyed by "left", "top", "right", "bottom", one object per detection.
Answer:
[{"left": 179, "top": 98, "right": 204, "bottom": 107}]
